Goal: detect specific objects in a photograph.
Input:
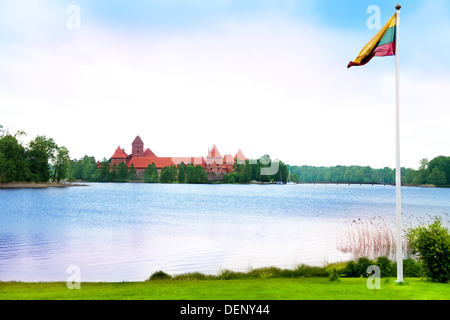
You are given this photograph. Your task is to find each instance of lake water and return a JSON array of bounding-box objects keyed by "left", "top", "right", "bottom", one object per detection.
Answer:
[{"left": 1, "top": 183, "right": 449, "bottom": 282}]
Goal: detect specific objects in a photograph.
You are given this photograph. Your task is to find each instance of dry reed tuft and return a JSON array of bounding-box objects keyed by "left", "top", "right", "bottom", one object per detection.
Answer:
[{"left": 336, "top": 216, "right": 407, "bottom": 260}]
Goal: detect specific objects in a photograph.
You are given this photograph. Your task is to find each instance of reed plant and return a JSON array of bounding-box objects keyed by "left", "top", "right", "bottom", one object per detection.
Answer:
[
  {"left": 336, "top": 216, "right": 405, "bottom": 260},
  {"left": 336, "top": 214, "right": 450, "bottom": 261}
]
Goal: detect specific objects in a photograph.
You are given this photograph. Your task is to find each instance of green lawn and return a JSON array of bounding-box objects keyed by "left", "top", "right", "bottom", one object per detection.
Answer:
[{"left": 1, "top": 278, "right": 448, "bottom": 300}]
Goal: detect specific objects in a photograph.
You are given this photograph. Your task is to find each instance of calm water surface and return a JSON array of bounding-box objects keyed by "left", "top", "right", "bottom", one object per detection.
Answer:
[{"left": 1, "top": 183, "right": 449, "bottom": 282}]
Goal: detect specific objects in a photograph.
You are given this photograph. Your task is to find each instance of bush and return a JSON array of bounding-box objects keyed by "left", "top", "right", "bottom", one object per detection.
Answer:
[
  {"left": 148, "top": 270, "right": 172, "bottom": 281},
  {"left": 218, "top": 269, "right": 247, "bottom": 280},
  {"left": 172, "top": 272, "right": 215, "bottom": 281},
  {"left": 247, "top": 267, "right": 282, "bottom": 278},
  {"left": 403, "top": 258, "right": 425, "bottom": 278},
  {"left": 375, "top": 256, "right": 395, "bottom": 277},
  {"left": 406, "top": 218, "right": 450, "bottom": 283},
  {"left": 341, "top": 261, "right": 358, "bottom": 277},
  {"left": 340, "top": 257, "right": 388, "bottom": 278},
  {"left": 294, "top": 264, "right": 329, "bottom": 277}
]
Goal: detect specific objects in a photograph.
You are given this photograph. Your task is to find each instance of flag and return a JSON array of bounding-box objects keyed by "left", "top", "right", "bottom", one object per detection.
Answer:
[{"left": 348, "top": 13, "right": 397, "bottom": 68}]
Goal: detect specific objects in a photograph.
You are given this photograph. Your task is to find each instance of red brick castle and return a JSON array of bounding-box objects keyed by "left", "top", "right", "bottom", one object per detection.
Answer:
[{"left": 110, "top": 136, "right": 246, "bottom": 180}]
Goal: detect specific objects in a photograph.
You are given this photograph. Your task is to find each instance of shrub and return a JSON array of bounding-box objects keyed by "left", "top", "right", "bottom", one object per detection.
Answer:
[
  {"left": 172, "top": 272, "right": 215, "bottom": 281},
  {"left": 406, "top": 218, "right": 450, "bottom": 283},
  {"left": 329, "top": 268, "right": 340, "bottom": 282},
  {"left": 148, "top": 270, "right": 172, "bottom": 281},
  {"left": 294, "top": 264, "right": 329, "bottom": 277},
  {"left": 356, "top": 257, "right": 375, "bottom": 277},
  {"left": 340, "top": 257, "right": 384, "bottom": 278},
  {"left": 341, "top": 261, "right": 358, "bottom": 277},
  {"left": 375, "top": 256, "right": 395, "bottom": 277},
  {"left": 218, "top": 269, "right": 247, "bottom": 280},
  {"left": 247, "top": 267, "right": 281, "bottom": 278},
  {"left": 403, "top": 258, "right": 425, "bottom": 278}
]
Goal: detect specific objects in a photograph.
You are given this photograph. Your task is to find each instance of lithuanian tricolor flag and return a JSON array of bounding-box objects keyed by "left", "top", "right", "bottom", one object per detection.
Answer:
[{"left": 348, "top": 13, "right": 397, "bottom": 68}]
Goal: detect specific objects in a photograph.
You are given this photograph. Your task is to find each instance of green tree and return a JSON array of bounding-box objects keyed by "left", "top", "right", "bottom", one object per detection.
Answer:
[
  {"left": 81, "top": 157, "right": 97, "bottom": 181},
  {"left": 277, "top": 161, "right": 289, "bottom": 183},
  {"left": 428, "top": 168, "right": 447, "bottom": 186},
  {"left": 108, "top": 163, "right": 118, "bottom": 182},
  {"left": 52, "top": 146, "right": 71, "bottom": 183},
  {"left": 160, "top": 165, "right": 177, "bottom": 183},
  {"left": 427, "top": 156, "right": 450, "bottom": 185},
  {"left": 404, "top": 168, "right": 417, "bottom": 184},
  {"left": 0, "top": 133, "right": 31, "bottom": 182},
  {"left": 407, "top": 218, "right": 450, "bottom": 283},
  {"left": 143, "top": 163, "right": 158, "bottom": 183},
  {"left": 69, "top": 156, "right": 96, "bottom": 181},
  {"left": 413, "top": 158, "right": 429, "bottom": 185},
  {"left": 236, "top": 159, "right": 251, "bottom": 183},
  {"left": 128, "top": 164, "right": 137, "bottom": 181},
  {"left": 187, "top": 165, "right": 207, "bottom": 183},
  {"left": 178, "top": 162, "right": 187, "bottom": 183},
  {"left": 69, "top": 159, "right": 83, "bottom": 180},
  {"left": 26, "top": 136, "right": 56, "bottom": 183},
  {"left": 116, "top": 162, "right": 129, "bottom": 182},
  {"left": 97, "top": 160, "right": 110, "bottom": 182}
]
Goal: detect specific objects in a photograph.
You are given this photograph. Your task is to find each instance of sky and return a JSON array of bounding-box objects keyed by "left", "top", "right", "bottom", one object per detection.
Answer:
[{"left": 1, "top": 0, "right": 449, "bottom": 169}]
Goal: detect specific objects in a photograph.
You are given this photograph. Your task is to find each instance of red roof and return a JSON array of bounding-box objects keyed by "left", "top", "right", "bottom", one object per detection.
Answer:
[
  {"left": 143, "top": 148, "right": 156, "bottom": 157},
  {"left": 128, "top": 156, "right": 175, "bottom": 169},
  {"left": 132, "top": 135, "right": 144, "bottom": 146},
  {"left": 234, "top": 149, "right": 246, "bottom": 163},
  {"left": 111, "top": 146, "right": 128, "bottom": 159},
  {"left": 207, "top": 144, "right": 222, "bottom": 158},
  {"left": 223, "top": 154, "right": 234, "bottom": 164}
]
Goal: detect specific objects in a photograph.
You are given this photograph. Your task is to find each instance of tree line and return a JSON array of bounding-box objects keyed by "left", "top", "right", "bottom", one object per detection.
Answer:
[
  {"left": 287, "top": 155, "right": 450, "bottom": 187},
  {"left": 288, "top": 165, "right": 398, "bottom": 185},
  {"left": 0, "top": 130, "right": 71, "bottom": 184}
]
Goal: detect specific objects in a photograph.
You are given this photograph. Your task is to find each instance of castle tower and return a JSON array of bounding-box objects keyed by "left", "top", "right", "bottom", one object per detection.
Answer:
[
  {"left": 206, "top": 144, "right": 223, "bottom": 166},
  {"left": 132, "top": 135, "right": 144, "bottom": 158},
  {"left": 111, "top": 146, "right": 128, "bottom": 166}
]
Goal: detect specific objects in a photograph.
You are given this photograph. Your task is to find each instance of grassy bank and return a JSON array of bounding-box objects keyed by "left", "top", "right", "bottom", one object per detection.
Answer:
[{"left": 1, "top": 278, "right": 449, "bottom": 300}]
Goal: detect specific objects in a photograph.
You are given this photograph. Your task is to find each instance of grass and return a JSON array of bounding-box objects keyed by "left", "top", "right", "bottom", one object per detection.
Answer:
[{"left": 1, "top": 278, "right": 449, "bottom": 300}]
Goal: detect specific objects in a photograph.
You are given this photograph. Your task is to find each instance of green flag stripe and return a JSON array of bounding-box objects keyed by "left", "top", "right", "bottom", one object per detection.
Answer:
[{"left": 377, "top": 26, "right": 396, "bottom": 47}]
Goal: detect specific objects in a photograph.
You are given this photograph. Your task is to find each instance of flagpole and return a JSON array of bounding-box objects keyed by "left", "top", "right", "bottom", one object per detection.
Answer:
[{"left": 395, "top": 3, "right": 403, "bottom": 283}]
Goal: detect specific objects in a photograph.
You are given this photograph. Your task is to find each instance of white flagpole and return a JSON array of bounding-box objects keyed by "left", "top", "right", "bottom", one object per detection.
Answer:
[{"left": 395, "top": 3, "right": 403, "bottom": 283}]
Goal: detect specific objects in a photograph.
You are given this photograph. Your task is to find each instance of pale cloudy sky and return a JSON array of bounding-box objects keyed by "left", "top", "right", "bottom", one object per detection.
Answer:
[{"left": 1, "top": 0, "right": 449, "bottom": 169}]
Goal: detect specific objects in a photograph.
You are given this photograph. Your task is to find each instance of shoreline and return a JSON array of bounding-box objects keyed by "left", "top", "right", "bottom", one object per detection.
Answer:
[{"left": 0, "top": 182, "right": 88, "bottom": 189}]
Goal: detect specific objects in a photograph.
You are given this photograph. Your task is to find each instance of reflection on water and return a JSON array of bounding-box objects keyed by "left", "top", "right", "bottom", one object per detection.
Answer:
[{"left": 0, "top": 183, "right": 449, "bottom": 282}]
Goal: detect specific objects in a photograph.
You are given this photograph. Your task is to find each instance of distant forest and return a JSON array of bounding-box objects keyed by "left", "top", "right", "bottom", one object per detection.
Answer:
[{"left": 288, "top": 156, "right": 450, "bottom": 187}]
